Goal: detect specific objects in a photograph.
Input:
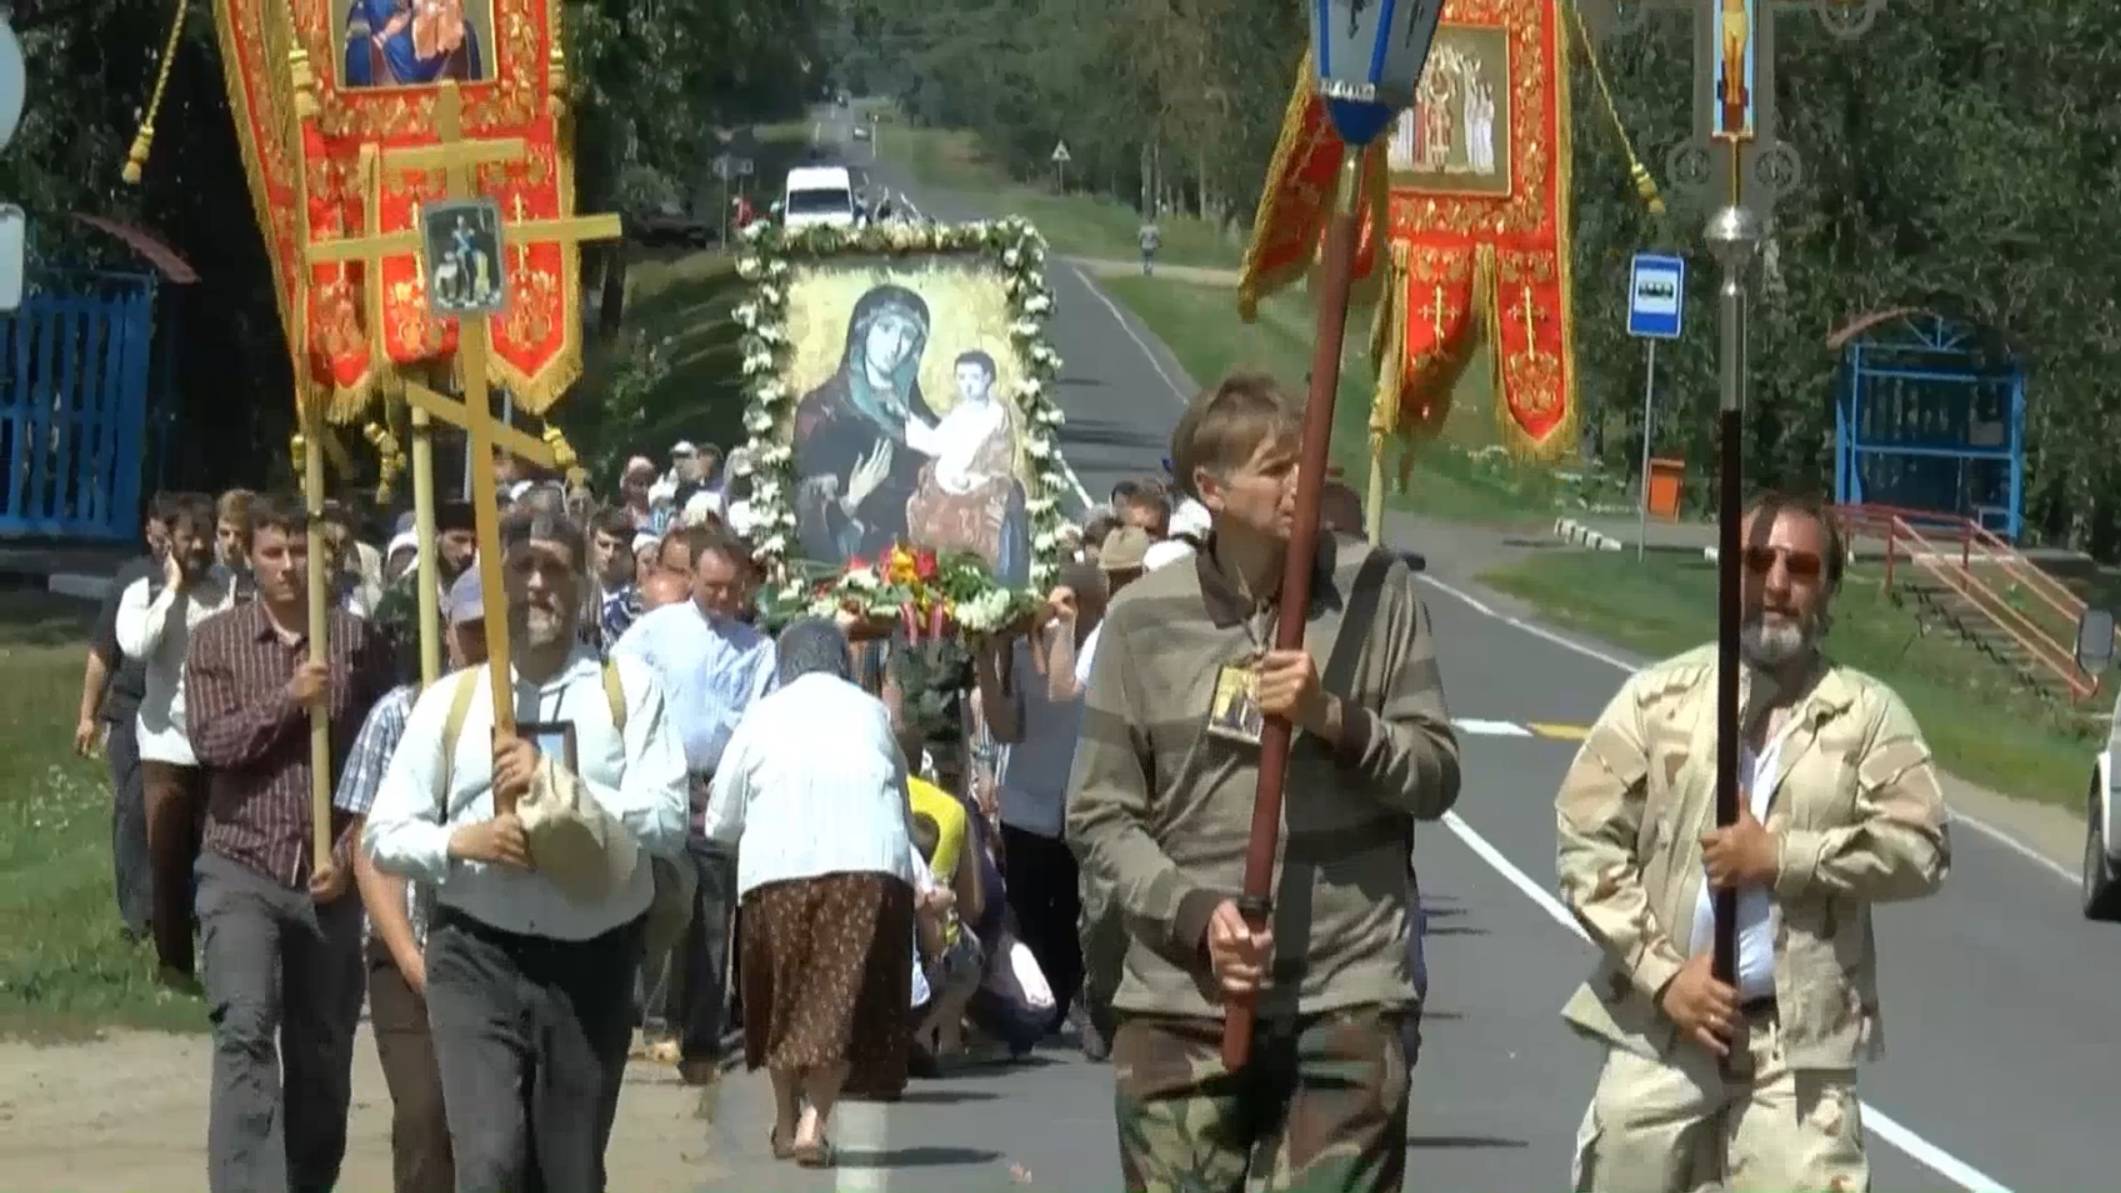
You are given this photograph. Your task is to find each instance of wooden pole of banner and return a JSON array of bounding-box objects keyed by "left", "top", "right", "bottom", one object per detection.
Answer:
[
  {"left": 1222, "top": 144, "right": 1364, "bottom": 1072},
  {"left": 305, "top": 80, "right": 619, "bottom": 808}
]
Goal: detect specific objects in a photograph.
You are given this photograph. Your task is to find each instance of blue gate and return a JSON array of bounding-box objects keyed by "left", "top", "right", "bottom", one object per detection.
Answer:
[
  {"left": 0, "top": 271, "right": 156, "bottom": 540},
  {"left": 1833, "top": 310, "right": 2025, "bottom": 540}
]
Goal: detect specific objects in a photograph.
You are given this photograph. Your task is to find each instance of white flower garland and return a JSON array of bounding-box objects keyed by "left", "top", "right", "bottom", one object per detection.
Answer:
[{"left": 735, "top": 216, "right": 1079, "bottom": 596}]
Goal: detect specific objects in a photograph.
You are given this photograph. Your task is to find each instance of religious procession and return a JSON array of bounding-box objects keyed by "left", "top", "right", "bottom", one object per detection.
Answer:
[{"left": 1, "top": 0, "right": 2113, "bottom": 1191}]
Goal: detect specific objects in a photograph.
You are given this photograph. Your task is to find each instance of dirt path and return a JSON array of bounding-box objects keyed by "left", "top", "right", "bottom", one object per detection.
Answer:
[{"left": 0, "top": 1026, "right": 734, "bottom": 1192}]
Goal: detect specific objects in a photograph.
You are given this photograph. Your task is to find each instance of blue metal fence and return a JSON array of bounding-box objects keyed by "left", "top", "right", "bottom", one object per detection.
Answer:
[{"left": 0, "top": 271, "right": 156, "bottom": 540}]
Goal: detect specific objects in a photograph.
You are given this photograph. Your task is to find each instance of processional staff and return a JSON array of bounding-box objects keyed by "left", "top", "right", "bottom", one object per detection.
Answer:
[{"left": 1223, "top": 0, "right": 1445, "bottom": 1073}]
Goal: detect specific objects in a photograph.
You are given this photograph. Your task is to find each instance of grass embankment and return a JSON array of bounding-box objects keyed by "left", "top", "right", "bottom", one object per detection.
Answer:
[
  {"left": 0, "top": 591, "right": 205, "bottom": 1037},
  {"left": 894, "top": 126, "right": 1242, "bottom": 271},
  {"left": 1480, "top": 551, "right": 2093, "bottom": 812},
  {"left": 1096, "top": 273, "right": 1596, "bottom": 526}
]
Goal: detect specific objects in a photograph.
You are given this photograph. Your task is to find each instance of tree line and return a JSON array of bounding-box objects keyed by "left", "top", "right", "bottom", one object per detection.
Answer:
[{"left": 843, "top": 0, "right": 2121, "bottom": 558}]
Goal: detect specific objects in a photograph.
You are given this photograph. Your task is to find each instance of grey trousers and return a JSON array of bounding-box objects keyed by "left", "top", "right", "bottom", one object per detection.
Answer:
[
  {"left": 674, "top": 838, "right": 738, "bottom": 1062},
  {"left": 426, "top": 908, "right": 645, "bottom": 1193},
  {"left": 104, "top": 716, "right": 151, "bottom": 937},
  {"left": 196, "top": 850, "right": 366, "bottom": 1193}
]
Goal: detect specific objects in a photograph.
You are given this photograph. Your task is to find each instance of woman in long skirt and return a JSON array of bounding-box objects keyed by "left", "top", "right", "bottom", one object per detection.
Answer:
[{"left": 703, "top": 617, "right": 922, "bottom": 1165}]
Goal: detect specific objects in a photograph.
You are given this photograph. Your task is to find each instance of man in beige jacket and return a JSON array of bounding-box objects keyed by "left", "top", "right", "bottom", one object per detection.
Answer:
[{"left": 1555, "top": 492, "right": 1949, "bottom": 1193}]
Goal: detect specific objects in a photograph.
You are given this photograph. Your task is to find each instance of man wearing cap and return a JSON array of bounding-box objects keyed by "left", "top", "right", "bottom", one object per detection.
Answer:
[
  {"left": 338, "top": 567, "right": 487, "bottom": 1193},
  {"left": 365, "top": 508, "right": 689, "bottom": 1192},
  {"left": 372, "top": 501, "right": 479, "bottom": 674}
]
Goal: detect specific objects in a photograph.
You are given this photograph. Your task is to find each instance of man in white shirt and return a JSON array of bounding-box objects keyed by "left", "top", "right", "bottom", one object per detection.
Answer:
[
  {"left": 365, "top": 508, "right": 689, "bottom": 1193},
  {"left": 616, "top": 523, "right": 777, "bottom": 1083},
  {"left": 115, "top": 490, "right": 236, "bottom": 987}
]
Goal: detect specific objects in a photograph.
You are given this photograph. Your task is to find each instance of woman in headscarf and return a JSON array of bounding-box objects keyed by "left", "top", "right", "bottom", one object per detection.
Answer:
[
  {"left": 791, "top": 285, "right": 937, "bottom": 563},
  {"left": 701, "top": 618, "right": 925, "bottom": 1167}
]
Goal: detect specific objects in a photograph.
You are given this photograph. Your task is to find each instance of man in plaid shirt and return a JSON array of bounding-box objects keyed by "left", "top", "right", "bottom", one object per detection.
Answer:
[{"left": 338, "top": 568, "right": 487, "bottom": 1193}]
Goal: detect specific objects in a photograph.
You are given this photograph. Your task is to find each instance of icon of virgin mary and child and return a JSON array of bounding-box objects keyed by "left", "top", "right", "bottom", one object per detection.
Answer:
[
  {"left": 343, "top": 0, "right": 484, "bottom": 87},
  {"left": 792, "top": 284, "right": 1031, "bottom": 587}
]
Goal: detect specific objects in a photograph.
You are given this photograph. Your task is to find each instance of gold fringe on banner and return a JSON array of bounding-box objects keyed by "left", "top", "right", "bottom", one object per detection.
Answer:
[{"left": 1239, "top": 50, "right": 1327, "bottom": 322}]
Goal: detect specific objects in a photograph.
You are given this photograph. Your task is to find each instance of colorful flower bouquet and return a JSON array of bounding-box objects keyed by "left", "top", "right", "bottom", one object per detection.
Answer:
[{"left": 758, "top": 544, "right": 1040, "bottom": 641}]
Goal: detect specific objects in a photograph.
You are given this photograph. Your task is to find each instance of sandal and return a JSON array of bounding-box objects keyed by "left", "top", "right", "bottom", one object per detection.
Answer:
[
  {"left": 769, "top": 1125, "right": 797, "bottom": 1161},
  {"left": 793, "top": 1136, "right": 835, "bottom": 1169}
]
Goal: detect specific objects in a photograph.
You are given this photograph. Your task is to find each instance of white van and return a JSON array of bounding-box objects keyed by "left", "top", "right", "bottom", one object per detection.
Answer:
[{"left": 782, "top": 166, "right": 858, "bottom": 231}]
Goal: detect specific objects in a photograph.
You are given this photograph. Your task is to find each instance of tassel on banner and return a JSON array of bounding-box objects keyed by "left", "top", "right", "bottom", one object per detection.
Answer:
[{"left": 122, "top": 0, "right": 191, "bottom": 184}]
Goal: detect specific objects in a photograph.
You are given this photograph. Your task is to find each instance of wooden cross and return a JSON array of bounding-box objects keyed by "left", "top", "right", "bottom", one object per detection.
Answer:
[
  {"left": 1582, "top": 0, "right": 1888, "bottom": 215},
  {"left": 305, "top": 81, "right": 620, "bottom": 803}
]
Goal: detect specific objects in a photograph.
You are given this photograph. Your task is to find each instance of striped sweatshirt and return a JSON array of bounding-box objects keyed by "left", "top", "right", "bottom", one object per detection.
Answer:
[{"left": 1065, "top": 533, "right": 1460, "bottom": 1020}]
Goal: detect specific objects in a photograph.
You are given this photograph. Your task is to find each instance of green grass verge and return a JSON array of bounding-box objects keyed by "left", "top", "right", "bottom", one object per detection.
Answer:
[
  {"left": 894, "top": 127, "right": 1242, "bottom": 271},
  {"left": 1479, "top": 552, "right": 2094, "bottom": 812},
  {"left": 1097, "top": 273, "right": 1580, "bottom": 527},
  {"left": 0, "top": 591, "right": 207, "bottom": 1037}
]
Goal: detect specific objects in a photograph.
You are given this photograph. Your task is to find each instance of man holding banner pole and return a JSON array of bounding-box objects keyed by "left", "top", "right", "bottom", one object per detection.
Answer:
[{"left": 1066, "top": 6, "right": 1459, "bottom": 1190}]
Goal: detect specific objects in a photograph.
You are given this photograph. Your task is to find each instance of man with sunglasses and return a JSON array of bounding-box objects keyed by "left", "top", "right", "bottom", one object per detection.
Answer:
[{"left": 1555, "top": 491, "right": 1950, "bottom": 1193}]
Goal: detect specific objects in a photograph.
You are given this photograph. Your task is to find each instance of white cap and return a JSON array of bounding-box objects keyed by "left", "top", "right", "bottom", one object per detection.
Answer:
[
  {"left": 670, "top": 440, "right": 697, "bottom": 456},
  {"left": 1143, "top": 539, "right": 1195, "bottom": 572}
]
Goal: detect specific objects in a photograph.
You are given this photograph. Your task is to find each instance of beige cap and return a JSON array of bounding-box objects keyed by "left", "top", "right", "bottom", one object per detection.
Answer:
[{"left": 1099, "top": 526, "right": 1152, "bottom": 572}]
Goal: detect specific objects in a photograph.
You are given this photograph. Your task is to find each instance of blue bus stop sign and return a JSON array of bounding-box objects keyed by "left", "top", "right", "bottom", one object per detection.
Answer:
[{"left": 1627, "top": 253, "right": 1685, "bottom": 340}]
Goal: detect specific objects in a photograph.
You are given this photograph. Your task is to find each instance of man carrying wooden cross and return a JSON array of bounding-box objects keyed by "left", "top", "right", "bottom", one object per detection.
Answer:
[{"left": 366, "top": 506, "right": 688, "bottom": 1191}]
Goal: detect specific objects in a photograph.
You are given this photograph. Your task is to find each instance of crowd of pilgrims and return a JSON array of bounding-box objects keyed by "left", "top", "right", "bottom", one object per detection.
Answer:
[{"left": 71, "top": 436, "right": 1369, "bottom": 1190}]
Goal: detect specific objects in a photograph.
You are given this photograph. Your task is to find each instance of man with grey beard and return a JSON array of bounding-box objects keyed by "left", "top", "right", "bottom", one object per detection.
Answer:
[{"left": 1553, "top": 491, "right": 1949, "bottom": 1193}]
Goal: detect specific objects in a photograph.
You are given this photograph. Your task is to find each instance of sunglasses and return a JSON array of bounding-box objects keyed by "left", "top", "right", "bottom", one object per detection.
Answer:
[{"left": 1742, "top": 546, "right": 1824, "bottom": 580}]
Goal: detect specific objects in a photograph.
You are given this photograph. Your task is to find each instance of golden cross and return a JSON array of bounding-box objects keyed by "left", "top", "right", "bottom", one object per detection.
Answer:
[
  {"left": 1425, "top": 283, "right": 1449, "bottom": 340},
  {"left": 302, "top": 81, "right": 620, "bottom": 787},
  {"left": 1517, "top": 284, "right": 1540, "bottom": 350}
]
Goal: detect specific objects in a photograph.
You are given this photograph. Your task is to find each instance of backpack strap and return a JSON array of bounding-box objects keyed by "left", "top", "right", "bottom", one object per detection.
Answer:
[
  {"left": 440, "top": 659, "right": 628, "bottom": 793},
  {"left": 439, "top": 664, "right": 483, "bottom": 796},
  {"left": 603, "top": 658, "right": 627, "bottom": 736}
]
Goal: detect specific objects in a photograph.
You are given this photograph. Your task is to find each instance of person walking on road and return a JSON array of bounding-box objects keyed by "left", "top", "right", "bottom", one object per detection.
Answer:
[
  {"left": 78, "top": 495, "right": 171, "bottom": 941},
  {"left": 118, "top": 491, "right": 238, "bottom": 989},
  {"left": 338, "top": 569, "right": 490, "bottom": 1193},
  {"left": 1068, "top": 375, "right": 1461, "bottom": 1193},
  {"left": 614, "top": 524, "right": 778, "bottom": 1084},
  {"left": 182, "top": 494, "right": 396, "bottom": 1193},
  {"left": 703, "top": 617, "right": 923, "bottom": 1168},
  {"left": 365, "top": 508, "right": 690, "bottom": 1193},
  {"left": 1555, "top": 491, "right": 1950, "bottom": 1193},
  {"left": 1137, "top": 220, "right": 1162, "bottom": 277}
]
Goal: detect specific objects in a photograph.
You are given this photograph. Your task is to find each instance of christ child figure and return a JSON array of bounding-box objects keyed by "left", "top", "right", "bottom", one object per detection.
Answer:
[
  {"left": 903, "top": 350, "right": 1023, "bottom": 575},
  {"left": 904, "top": 351, "right": 1012, "bottom": 497}
]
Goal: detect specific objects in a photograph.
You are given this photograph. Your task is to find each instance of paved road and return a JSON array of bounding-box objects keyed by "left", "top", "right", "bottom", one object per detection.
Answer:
[{"left": 688, "top": 109, "right": 2114, "bottom": 1193}]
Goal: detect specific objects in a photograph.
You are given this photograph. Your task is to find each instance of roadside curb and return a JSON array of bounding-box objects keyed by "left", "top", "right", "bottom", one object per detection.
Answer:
[{"left": 1552, "top": 517, "right": 1624, "bottom": 553}]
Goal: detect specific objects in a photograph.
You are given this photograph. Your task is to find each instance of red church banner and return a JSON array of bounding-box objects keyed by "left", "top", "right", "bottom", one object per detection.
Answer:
[
  {"left": 1239, "top": 0, "right": 1577, "bottom": 460},
  {"left": 213, "top": 0, "right": 585, "bottom": 421}
]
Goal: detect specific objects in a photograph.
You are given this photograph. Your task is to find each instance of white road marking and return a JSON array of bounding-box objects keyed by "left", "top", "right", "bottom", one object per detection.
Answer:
[
  {"left": 1438, "top": 811, "right": 2014, "bottom": 1193},
  {"left": 1070, "top": 264, "right": 1192, "bottom": 405},
  {"left": 1417, "top": 571, "right": 2078, "bottom": 886},
  {"left": 1454, "top": 718, "right": 1534, "bottom": 737}
]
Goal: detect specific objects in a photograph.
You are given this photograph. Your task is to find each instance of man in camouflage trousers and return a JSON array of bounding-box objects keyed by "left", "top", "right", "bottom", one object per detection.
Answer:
[
  {"left": 1556, "top": 492, "right": 1949, "bottom": 1193},
  {"left": 1069, "top": 376, "right": 1460, "bottom": 1193}
]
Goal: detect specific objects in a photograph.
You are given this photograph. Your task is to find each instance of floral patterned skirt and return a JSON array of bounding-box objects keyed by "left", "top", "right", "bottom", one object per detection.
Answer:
[{"left": 739, "top": 871, "right": 914, "bottom": 1098}]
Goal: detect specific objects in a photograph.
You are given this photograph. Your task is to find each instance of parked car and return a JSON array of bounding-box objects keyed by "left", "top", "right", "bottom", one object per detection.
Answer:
[
  {"left": 2087, "top": 693, "right": 2121, "bottom": 920},
  {"left": 625, "top": 203, "right": 715, "bottom": 249}
]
